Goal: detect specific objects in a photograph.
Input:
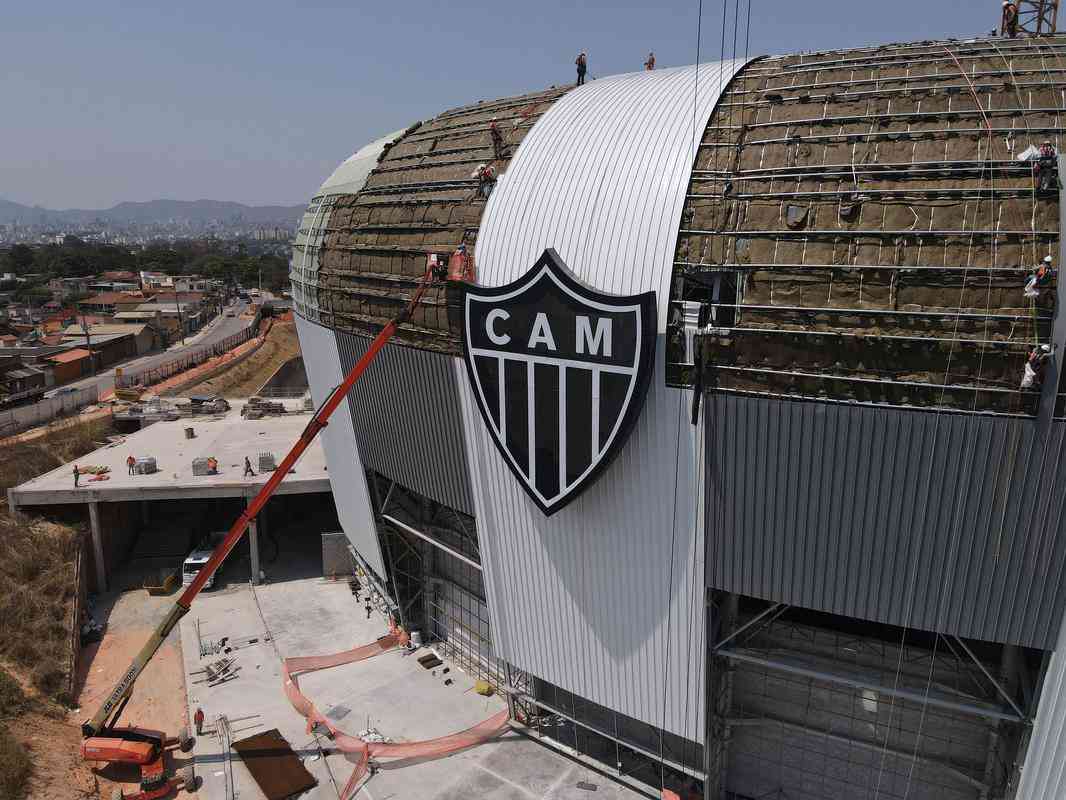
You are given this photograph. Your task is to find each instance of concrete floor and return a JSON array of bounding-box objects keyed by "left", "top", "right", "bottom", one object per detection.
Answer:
[
  {"left": 10, "top": 398, "right": 330, "bottom": 507},
  {"left": 179, "top": 531, "right": 647, "bottom": 800}
]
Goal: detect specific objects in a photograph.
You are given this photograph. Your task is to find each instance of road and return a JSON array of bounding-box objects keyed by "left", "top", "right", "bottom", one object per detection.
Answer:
[{"left": 49, "top": 300, "right": 254, "bottom": 397}]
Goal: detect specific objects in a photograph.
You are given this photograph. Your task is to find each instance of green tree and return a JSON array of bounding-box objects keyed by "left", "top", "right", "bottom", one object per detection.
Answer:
[{"left": 7, "top": 245, "right": 34, "bottom": 275}]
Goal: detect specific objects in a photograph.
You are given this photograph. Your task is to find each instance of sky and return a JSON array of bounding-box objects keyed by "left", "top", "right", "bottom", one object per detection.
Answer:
[{"left": 1, "top": 0, "right": 991, "bottom": 210}]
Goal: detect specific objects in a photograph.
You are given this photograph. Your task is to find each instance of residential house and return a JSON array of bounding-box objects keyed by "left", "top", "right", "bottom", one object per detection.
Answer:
[
  {"left": 76, "top": 291, "right": 142, "bottom": 318},
  {"left": 62, "top": 323, "right": 155, "bottom": 356},
  {"left": 48, "top": 276, "right": 95, "bottom": 300},
  {"left": 46, "top": 348, "right": 93, "bottom": 384},
  {"left": 0, "top": 354, "right": 49, "bottom": 405}
]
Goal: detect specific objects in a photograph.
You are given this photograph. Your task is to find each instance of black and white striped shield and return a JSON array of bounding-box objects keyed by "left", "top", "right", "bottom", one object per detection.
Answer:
[{"left": 462, "top": 249, "right": 657, "bottom": 516}]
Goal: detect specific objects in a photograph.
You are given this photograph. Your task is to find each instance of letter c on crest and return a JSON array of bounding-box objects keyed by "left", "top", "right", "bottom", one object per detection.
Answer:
[{"left": 486, "top": 308, "right": 511, "bottom": 345}]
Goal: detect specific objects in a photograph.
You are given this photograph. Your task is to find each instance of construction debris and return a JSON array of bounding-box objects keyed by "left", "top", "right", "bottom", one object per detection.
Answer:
[
  {"left": 133, "top": 457, "right": 157, "bottom": 475},
  {"left": 242, "top": 396, "right": 287, "bottom": 419},
  {"left": 192, "top": 456, "right": 219, "bottom": 476},
  {"left": 192, "top": 657, "right": 240, "bottom": 686}
]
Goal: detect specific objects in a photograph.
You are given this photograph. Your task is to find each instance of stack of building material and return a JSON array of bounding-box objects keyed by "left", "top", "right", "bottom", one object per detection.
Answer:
[
  {"left": 242, "top": 396, "right": 286, "bottom": 419},
  {"left": 133, "top": 457, "right": 157, "bottom": 475},
  {"left": 257, "top": 452, "right": 277, "bottom": 472},
  {"left": 192, "top": 457, "right": 219, "bottom": 476}
]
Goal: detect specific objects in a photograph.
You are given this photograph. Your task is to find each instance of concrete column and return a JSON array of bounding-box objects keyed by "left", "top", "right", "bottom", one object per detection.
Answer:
[
  {"left": 247, "top": 501, "right": 261, "bottom": 585},
  {"left": 88, "top": 501, "right": 107, "bottom": 593}
]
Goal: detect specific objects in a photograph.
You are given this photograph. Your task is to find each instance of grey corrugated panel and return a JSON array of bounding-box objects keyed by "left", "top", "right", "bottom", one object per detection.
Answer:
[
  {"left": 705, "top": 393, "right": 1066, "bottom": 649},
  {"left": 464, "top": 61, "right": 748, "bottom": 742},
  {"left": 293, "top": 315, "right": 387, "bottom": 578},
  {"left": 1018, "top": 615, "right": 1066, "bottom": 799},
  {"left": 334, "top": 332, "right": 474, "bottom": 514}
]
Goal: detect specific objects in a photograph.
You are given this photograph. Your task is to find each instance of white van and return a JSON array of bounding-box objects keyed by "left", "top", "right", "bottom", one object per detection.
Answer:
[{"left": 181, "top": 532, "right": 227, "bottom": 589}]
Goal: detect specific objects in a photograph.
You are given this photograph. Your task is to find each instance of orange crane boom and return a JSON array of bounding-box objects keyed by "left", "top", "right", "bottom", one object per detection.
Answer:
[{"left": 82, "top": 272, "right": 434, "bottom": 740}]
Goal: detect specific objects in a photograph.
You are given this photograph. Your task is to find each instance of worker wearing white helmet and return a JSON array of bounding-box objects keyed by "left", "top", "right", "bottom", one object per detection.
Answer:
[{"left": 1002, "top": 1, "right": 1019, "bottom": 38}]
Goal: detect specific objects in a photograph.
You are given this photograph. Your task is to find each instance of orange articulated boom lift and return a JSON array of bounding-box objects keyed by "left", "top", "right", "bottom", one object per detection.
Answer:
[{"left": 80, "top": 272, "right": 437, "bottom": 800}]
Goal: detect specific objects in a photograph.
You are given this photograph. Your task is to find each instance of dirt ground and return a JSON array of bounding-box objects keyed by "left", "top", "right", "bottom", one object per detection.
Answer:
[
  {"left": 181, "top": 320, "right": 300, "bottom": 399},
  {"left": 72, "top": 583, "right": 198, "bottom": 800},
  {"left": 2, "top": 663, "right": 97, "bottom": 800}
]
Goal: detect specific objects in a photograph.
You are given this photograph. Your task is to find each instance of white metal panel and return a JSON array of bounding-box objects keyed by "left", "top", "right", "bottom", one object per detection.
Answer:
[
  {"left": 463, "top": 60, "right": 748, "bottom": 742},
  {"left": 294, "top": 314, "right": 387, "bottom": 578},
  {"left": 318, "top": 129, "right": 405, "bottom": 195},
  {"left": 1017, "top": 612, "right": 1066, "bottom": 799},
  {"left": 291, "top": 130, "right": 404, "bottom": 321}
]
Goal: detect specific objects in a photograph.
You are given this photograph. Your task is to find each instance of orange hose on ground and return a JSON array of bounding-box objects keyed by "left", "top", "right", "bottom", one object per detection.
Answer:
[{"left": 280, "top": 627, "right": 509, "bottom": 799}]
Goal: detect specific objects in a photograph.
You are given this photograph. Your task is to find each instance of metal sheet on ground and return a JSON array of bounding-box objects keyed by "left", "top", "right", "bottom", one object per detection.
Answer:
[{"left": 231, "top": 728, "right": 317, "bottom": 800}]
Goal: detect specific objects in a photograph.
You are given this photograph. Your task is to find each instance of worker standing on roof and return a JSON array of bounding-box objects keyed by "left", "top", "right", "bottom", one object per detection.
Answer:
[
  {"left": 1021, "top": 344, "right": 1054, "bottom": 389},
  {"left": 1035, "top": 139, "right": 1059, "bottom": 192},
  {"left": 489, "top": 118, "right": 505, "bottom": 161},
  {"left": 243, "top": 456, "right": 256, "bottom": 478},
  {"left": 1025, "top": 256, "right": 1057, "bottom": 299},
  {"left": 193, "top": 707, "right": 204, "bottom": 736},
  {"left": 644, "top": 52, "right": 656, "bottom": 70},
  {"left": 73, "top": 465, "right": 80, "bottom": 488},
  {"left": 127, "top": 455, "right": 136, "bottom": 476},
  {"left": 1002, "top": 1, "right": 1020, "bottom": 37},
  {"left": 575, "top": 51, "right": 588, "bottom": 86}
]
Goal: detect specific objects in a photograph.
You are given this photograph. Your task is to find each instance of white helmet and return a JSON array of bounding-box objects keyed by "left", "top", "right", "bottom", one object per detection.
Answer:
[{"left": 1045, "top": 255, "right": 1054, "bottom": 264}]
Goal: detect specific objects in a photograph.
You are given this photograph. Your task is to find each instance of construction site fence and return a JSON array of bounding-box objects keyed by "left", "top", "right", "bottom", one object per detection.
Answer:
[
  {"left": 0, "top": 384, "right": 100, "bottom": 438},
  {"left": 115, "top": 315, "right": 261, "bottom": 389}
]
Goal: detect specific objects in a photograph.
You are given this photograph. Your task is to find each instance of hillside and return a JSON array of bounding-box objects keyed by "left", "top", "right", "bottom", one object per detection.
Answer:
[{"left": 0, "top": 197, "right": 303, "bottom": 226}]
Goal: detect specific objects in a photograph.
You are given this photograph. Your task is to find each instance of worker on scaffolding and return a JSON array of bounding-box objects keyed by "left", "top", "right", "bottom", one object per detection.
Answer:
[
  {"left": 644, "top": 52, "right": 656, "bottom": 70},
  {"left": 489, "top": 118, "right": 505, "bottom": 161},
  {"left": 1002, "top": 1, "right": 1020, "bottom": 37},
  {"left": 1035, "top": 139, "right": 1059, "bottom": 192},
  {"left": 1025, "top": 256, "right": 1057, "bottom": 299},
  {"left": 448, "top": 242, "right": 476, "bottom": 282},
  {"left": 472, "top": 162, "right": 497, "bottom": 199},
  {"left": 575, "top": 51, "right": 588, "bottom": 86},
  {"left": 1021, "top": 344, "right": 1054, "bottom": 389}
]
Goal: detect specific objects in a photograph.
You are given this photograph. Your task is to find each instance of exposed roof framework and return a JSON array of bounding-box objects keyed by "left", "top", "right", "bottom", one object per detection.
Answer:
[{"left": 668, "top": 36, "right": 1066, "bottom": 415}]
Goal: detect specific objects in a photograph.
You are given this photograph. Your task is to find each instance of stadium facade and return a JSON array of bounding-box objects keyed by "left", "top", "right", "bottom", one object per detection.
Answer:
[{"left": 291, "top": 38, "right": 1066, "bottom": 800}]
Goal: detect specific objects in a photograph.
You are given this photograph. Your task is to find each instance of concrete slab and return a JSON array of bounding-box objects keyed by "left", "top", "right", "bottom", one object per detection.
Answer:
[
  {"left": 10, "top": 399, "right": 330, "bottom": 506},
  {"left": 179, "top": 538, "right": 647, "bottom": 800}
]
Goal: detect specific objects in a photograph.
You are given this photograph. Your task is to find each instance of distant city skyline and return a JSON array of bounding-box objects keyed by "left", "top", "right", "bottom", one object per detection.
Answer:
[{"left": 3, "top": 0, "right": 987, "bottom": 208}]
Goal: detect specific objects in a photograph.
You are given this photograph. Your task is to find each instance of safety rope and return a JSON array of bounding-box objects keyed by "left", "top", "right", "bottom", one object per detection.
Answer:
[{"left": 872, "top": 43, "right": 999, "bottom": 800}]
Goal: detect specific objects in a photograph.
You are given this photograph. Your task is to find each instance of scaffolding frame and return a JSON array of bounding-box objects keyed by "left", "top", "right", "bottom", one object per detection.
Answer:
[
  {"left": 705, "top": 598, "right": 1033, "bottom": 800},
  {"left": 1017, "top": 1, "right": 1060, "bottom": 36},
  {"left": 368, "top": 472, "right": 508, "bottom": 690}
]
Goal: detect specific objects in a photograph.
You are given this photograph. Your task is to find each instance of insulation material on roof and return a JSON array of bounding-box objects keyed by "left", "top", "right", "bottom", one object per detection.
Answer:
[
  {"left": 668, "top": 38, "right": 1065, "bottom": 413},
  {"left": 314, "top": 86, "right": 569, "bottom": 353}
]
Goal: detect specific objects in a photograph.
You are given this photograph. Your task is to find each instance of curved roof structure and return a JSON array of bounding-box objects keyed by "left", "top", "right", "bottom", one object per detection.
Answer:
[
  {"left": 291, "top": 37, "right": 1066, "bottom": 800},
  {"left": 477, "top": 61, "right": 747, "bottom": 328}
]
